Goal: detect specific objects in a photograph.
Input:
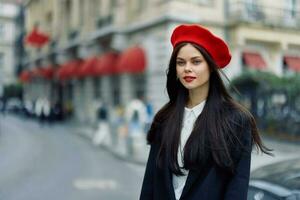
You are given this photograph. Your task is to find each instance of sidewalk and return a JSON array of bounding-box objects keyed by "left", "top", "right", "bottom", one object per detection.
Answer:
[
  {"left": 68, "top": 120, "right": 150, "bottom": 165},
  {"left": 66, "top": 119, "right": 300, "bottom": 170}
]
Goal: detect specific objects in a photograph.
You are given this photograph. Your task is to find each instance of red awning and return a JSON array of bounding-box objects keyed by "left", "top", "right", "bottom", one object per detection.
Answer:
[
  {"left": 96, "top": 52, "right": 119, "bottom": 75},
  {"left": 24, "top": 26, "right": 50, "bottom": 48},
  {"left": 78, "top": 57, "right": 99, "bottom": 78},
  {"left": 284, "top": 56, "right": 300, "bottom": 72},
  {"left": 57, "top": 60, "right": 82, "bottom": 80},
  {"left": 116, "top": 46, "right": 146, "bottom": 73},
  {"left": 30, "top": 67, "right": 43, "bottom": 78},
  {"left": 29, "top": 66, "right": 54, "bottom": 79},
  {"left": 242, "top": 52, "right": 266, "bottom": 69},
  {"left": 19, "top": 70, "right": 32, "bottom": 83},
  {"left": 40, "top": 66, "right": 55, "bottom": 79},
  {"left": 56, "top": 65, "right": 67, "bottom": 80}
]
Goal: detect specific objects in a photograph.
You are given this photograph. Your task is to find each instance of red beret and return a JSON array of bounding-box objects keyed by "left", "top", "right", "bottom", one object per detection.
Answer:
[{"left": 170, "top": 24, "right": 231, "bottom": 68}]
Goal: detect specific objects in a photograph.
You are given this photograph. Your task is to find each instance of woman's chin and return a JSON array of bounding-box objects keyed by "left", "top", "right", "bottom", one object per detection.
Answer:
[{"left": 182, "top": 84, "right": 196, "bottom": 90}]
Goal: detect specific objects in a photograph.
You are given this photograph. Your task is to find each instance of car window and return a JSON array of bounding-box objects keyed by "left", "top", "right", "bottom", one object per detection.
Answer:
[{"left": 248, "top": 187, "right": 281, "bottom": 200}]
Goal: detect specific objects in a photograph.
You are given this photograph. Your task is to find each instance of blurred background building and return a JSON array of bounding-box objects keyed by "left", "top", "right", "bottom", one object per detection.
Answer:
[
  {"left": 10, "top": 0, "right": 300, "bottom": 129},
  {"left": 0, "top": 1, "right": 18, "bottom": 97}
]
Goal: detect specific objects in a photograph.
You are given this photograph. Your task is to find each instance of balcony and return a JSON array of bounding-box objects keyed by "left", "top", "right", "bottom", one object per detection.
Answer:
[{"left": 227, "top": 1, "right": 300, "bottom": 28}]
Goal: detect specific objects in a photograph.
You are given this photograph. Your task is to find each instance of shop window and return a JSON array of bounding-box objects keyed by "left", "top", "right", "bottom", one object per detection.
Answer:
[
  {"left": 111, "top": 75, "right": 120, "bottom": 106},
  {"left": 132, "top": 73, "right": 146, "bottom": 99},
  {"left": 93, "top": 77, "right": 101, "bottom": 99}
]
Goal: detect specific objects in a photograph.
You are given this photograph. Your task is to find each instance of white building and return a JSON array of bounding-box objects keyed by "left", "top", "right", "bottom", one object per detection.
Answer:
[
  {"left": 22, "top": 0, "right": 300, "bottom": 125},
  {"left": 0, "top": 2, "right": 18, "bottom": 96}
]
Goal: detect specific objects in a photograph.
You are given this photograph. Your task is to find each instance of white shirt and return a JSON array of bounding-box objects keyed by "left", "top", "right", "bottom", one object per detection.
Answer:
[{"left": 173, "top": 100, "right": 206, "bottom": 200}]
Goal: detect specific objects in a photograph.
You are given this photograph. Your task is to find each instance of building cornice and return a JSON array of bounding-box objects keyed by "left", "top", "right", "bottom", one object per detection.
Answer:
[{"left": 119, "top": 13, "right": 227, "bottom": 34}]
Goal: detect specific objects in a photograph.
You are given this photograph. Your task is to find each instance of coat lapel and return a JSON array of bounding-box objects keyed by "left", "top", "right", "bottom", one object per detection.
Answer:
[
  {"left": 180, "top": 158, "right": 213, "bottom": 199},
  {"left": 163, "top": 151, "right": 213, "bottom": 200}
]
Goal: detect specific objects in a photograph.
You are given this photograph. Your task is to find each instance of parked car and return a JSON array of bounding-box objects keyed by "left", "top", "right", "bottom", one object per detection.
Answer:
[{"left": 248, "top": 158, "right": 300, "bottom": 200}]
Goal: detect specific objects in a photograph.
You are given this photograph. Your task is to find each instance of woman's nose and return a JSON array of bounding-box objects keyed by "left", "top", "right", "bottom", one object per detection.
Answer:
[{"left": 184, "top": 63, "right": 192, "bottom": 72}]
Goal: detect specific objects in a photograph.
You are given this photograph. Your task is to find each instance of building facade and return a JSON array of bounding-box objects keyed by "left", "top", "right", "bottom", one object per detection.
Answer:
[
  {"left": 21, "top": 0, "right": 300, "bottom": 125},
  {"left": 0, "top": 2, "right": 18, "bottom": 97}
]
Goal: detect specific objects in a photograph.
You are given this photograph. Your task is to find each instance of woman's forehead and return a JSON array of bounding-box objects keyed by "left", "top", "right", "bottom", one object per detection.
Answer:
[{"left": 177, "top": 44, "right": 204, "bottom": 59}]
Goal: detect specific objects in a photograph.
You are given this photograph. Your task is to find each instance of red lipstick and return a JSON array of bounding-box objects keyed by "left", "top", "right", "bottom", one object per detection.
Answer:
[{"left": 183, "top": 76, "right": 196, "bottom": 83}]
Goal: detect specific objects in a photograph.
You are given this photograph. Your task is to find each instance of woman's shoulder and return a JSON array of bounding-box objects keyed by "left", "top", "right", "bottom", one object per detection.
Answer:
[
  {"left": 223, "top": 102, "right": 254, "bottom": 145},
  {"left": 146, "top": 121, "right": 163, "bottom": 145},
  {"left": 224, "top": 103, "right": 254, "bottom": 158},
  {"left": 225, "top": 101, "right": 253, "bottom": 127}
]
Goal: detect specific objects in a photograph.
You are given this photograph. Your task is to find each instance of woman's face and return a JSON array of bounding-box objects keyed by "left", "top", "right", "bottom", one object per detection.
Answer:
[{"left": 176, "top": 43, "right": 210, "bottom": 92}]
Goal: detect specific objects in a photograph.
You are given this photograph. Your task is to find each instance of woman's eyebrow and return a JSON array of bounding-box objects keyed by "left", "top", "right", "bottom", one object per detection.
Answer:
[
  {"left": 176, "top": 56, "right": 202, "bottom": 60},
  {"left": 190, "top": 56, "right": 202, "bottom": 59}
]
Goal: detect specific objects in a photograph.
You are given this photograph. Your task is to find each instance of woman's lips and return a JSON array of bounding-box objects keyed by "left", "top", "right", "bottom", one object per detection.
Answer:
[{"left": 183, "top": 76, "right": 196, "bottom": 83}]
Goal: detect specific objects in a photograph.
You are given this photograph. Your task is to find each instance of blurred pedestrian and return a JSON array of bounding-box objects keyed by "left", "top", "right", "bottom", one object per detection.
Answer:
[
  {"left": 144, "top": 98, "right": 154, "bottom": 133},
  {"left": 125, "top": 97, "right": 148, "bottom": 136},
  {"left": 124, "top": 98, "right": 148, "bottom": 155},
  {"left": 35, "top": 97, "right": 50, "bottom": 125},
  {"left": 1, "top": 97, "right": 7, "bottom": 115},
  {"left": 139, "top": 24, "right": 272, "bottom": 200},
  {"left": 93, "top": 100, "right": 111, "bottom": 146}
]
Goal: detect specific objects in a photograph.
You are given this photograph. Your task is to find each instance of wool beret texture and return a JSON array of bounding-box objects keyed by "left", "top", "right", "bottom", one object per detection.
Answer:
[{"left": 170, "top": 24, "right": 231, "bottom": 68}]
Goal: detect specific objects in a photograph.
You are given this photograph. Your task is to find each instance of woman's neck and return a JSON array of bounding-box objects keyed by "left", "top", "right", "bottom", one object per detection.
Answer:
[{"left": 186, "top": 85, "right": 209, "bottom": 108}]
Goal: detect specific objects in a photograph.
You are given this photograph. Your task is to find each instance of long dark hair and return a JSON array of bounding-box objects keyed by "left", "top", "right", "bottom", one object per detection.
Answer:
[{"left": 147, "top": 42, "right": 272, "bottom": 176}]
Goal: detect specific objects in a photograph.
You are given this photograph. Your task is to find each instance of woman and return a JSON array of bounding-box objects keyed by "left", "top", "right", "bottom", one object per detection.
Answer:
[{"left": 139, "top": 24, "right": 272, "bottom": 200}]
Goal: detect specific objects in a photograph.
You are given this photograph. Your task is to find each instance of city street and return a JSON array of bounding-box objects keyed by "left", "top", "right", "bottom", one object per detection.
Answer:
[
  {"left": 0, "top": 114, "right": 145, "bottom": 200},
  {"left": 0, "top": 114, "right": 300, "bottom": 200}
]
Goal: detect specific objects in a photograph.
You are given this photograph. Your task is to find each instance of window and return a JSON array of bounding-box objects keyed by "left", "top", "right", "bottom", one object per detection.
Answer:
[
  {"left": 0, "top": 52, "right": 4, "bottom": 84},
  {"left": 0, "top": 23, "right": 4, "bottom": 38},
  {"left": 191, "top": 0, "right": 209, "bottom": 4},
  {"left": 137, "top": 0, "right": 146, "bottom": 12},
  {"left": 244, "top": 0, "right": 264, "bottom": 20},
  {"left": 91, "top": 0, "right": 101, "bottom": 18},
  {"left": 286, "top": 0, "right": 297, "bottom": 19},
  {"left": 109, "top": 0, "right": 116, "bottom": 15},
  {"left": 79, "top": 0, "right": 85, "bottom": 26},
  {"left": 46, "top": 12, "right": 53, "bottom": 27},
  {"left": 131, "top": 73, "right": 146, "bottom": 99},
  {"left": 93, "top": 77, "right": 101, "bottom": 99},
  {"left": 177, "top": 0, "right": 210, "bottom": 5},
  {"left": 63, "top": 0, "right": 72, "bottom": 31},
  {"left": 0, "top": 53, "right": 4, "bottom": 69},
  {"left": 111, "top": 75, "right": 120, "bottom": 106}
]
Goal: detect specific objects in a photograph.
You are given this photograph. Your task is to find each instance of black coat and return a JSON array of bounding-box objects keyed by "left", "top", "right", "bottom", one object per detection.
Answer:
[{"left": 139, "top": 123, "right": 252, "bottom": 200}]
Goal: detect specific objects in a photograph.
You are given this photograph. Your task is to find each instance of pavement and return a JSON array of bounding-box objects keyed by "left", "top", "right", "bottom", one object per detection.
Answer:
[
  {"left": 67, "top": 119, "right": 300, "bottom": 172},
  {"left": 69, "top": 120, "right": 150, "bottom": 165}
]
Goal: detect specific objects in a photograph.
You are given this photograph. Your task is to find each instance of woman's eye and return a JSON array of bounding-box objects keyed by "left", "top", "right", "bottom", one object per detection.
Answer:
[
  {"left": 176, "top": 61, "right": 185, "bottom": 66},
  {"left": 193, "top": 60, "right": 202, "bottom": 65}
]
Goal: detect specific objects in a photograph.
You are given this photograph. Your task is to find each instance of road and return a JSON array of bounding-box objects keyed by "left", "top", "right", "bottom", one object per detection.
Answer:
[
  {"left": 1, "top": 114, "right": 299, "bottom": 200},
  {"left": 0, "top": 115, "right": 145, "bottom": 200}
]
